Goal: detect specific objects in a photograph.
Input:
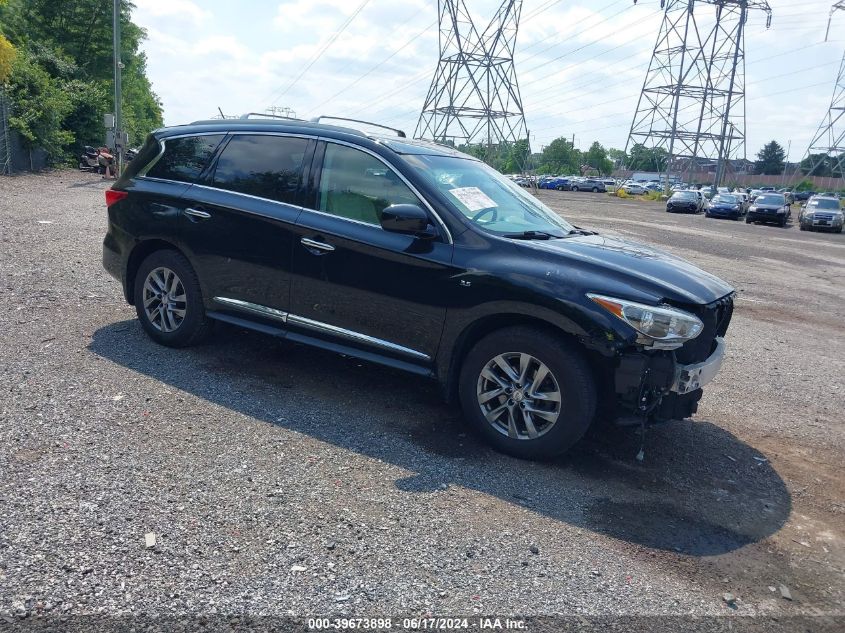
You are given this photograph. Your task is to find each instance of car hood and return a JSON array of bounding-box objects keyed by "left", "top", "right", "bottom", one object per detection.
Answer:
[
  {"left": 521, "top": 234, "right": 734, "bottom": 306},
  {"left": 753, "top": 203, "right": 785, "bottom": 210}
]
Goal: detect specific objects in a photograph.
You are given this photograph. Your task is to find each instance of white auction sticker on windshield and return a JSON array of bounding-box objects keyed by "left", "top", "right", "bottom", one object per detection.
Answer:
[{"left": 449, "top": 187, "right": 498, "bottom": 212}]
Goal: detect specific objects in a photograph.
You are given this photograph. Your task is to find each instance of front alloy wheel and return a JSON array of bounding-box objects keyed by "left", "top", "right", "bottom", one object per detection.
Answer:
[
  {"left": 143, "top": 267, "right": 187, "bottom": 333},
  {"left": 476, "top": 353, "right": 561, "bottom": 440},
  {"left": 459, "top": 326, "right": 596, "bottom": 459}
]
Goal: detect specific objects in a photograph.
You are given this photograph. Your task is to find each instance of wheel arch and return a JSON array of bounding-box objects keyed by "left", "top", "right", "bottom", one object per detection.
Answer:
[
  {"left": 439, "top": 312, "right": 601, "bottom": 404},
  {"left": 124, "top": 239, "right": 185, "bottom": 305}
]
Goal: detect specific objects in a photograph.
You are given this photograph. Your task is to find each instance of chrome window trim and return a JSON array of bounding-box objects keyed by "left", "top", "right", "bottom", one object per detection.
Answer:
[
  {"left": 188, "top": 181, "right": 313, "bottom": 215},
  {"left": 286, "top": 313, "right": 431, "bottom": 361},
  {"left": 137, "top": 131, "right": 454, "bottom": 245},
  {"left": 314, "top": 136, "right": 454, "bottom": 244},
  {"left": 213, "top": 297, "right": 288, "bottom": 323},
  {"left": 212, "top": 297, "right": 431, "bottom": 362}
]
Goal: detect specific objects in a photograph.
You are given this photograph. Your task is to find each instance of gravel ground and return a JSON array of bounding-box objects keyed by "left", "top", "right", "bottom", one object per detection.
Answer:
[{"left": 0, "top": 171, "right": 843, "bottom": 629}]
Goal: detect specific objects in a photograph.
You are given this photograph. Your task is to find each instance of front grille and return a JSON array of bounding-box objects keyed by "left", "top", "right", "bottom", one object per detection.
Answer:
[
  {"left": 675, "top": 294, "right": 734, "bottom": 364},
  {"left": 813, "top": 213, "right": 834, "bottom": 223}
]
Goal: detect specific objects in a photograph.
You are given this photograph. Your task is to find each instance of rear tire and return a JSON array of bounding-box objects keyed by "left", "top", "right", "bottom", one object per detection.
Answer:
[
  {"left": 133, "top": 250, "right": 213, "bottom": 348},
  {"left": 458, "top": 327, "right": 596, "bottom": 460},
  {"left": 592, "top": 187, "right": 599, "bottom": 193}
]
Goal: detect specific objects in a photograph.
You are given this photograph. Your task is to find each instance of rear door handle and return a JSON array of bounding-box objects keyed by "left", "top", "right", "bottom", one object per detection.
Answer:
[
  {"left": 300, "top": 237, "right": 335, "bottom": 252},
  {"left": 184, "top": 207, "right": 211, "bottom": 220}
]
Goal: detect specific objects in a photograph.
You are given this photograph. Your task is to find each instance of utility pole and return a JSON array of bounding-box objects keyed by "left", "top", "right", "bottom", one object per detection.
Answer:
[
  {"left": 624, "top": 1, "right": 773, "bottom": 195},
  {"left": 113, "top": 0, "right": 123, "bottom": 175},
  {"left": 416, "top": 0, "right": 528, "bottom": 171},
  {"left": 795, "top": 1, "right": 845, "bottom": 187}
]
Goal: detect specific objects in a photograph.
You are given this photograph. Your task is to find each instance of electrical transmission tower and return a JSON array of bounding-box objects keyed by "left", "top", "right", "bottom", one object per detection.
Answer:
[
  {"left": 415, "top": 0, "right": 528, "bottom": 167},
  {"left": 797, "top": 1, "right": 845, "bottom": 185},
  {"left": 625, "top": 0, "right": 772, "bottom": 191}
]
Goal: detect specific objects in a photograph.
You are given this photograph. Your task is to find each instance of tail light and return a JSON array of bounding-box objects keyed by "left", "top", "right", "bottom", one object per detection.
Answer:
[{"left": 105, "top": 189, "right": 128, "bottom": 207}]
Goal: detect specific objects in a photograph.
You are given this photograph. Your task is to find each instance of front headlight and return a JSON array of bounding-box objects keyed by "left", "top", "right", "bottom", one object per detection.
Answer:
[{"left": 588, "top": 294, "right": 704, "bottom": 349}]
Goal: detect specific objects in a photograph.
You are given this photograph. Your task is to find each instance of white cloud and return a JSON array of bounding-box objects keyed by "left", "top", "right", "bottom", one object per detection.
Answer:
[{"left": 134, "top": 0, "right": 210, "bottom": 25}]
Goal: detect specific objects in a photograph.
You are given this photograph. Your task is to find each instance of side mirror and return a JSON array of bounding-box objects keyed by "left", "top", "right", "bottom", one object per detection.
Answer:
[{"left": 381, "top": 204, "right": 435, "bottom": 238}]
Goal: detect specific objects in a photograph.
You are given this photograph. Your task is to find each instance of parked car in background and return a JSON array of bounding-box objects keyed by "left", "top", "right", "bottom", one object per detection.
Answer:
[
  {"left": 666, "top": 190, "right": 703, "bottom": 214},
  {"left": 539, "top": 177, "right": 570, "bottom": 190},
  {"left": 760, "top": 186, "right": 775, "bottom": 192},
  {"left": 793, "top": 190, "right": 815, "bottom": 201},
  {"left": 799, "top": 196, "right": 844, "bottom": 232},
  {"left": 570, "top": 178, "right": 606, "bottom": 193},
  {"left": 706, "top": 194, "right": 745, "bottom": 220},
  {"left": 620, "top": 183, "right": 647, "bottom": 195},
  {"left": 734, "top": 191, "right": 751, "bottom": 212},
  {"left": 748, "top": 189, "right": 763, "bottom": 202},
  {"left": 746, "top": 193, "right": 791, "bottom": 227},
  {"left": 102, "top": 116, "right": 736, "bottom": 459}
]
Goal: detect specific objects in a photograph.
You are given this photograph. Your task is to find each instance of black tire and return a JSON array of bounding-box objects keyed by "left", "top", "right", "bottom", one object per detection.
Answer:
[
  {"left": 592, "top": 187, "right": 599, "bottom": 193},
  {"left": 458, "top": 326, "right": 596, "bottom": 460},
  {"left": 133, "top": 249, "right": 213, "bottom": 348},
  {"left": 745, "top": 218, "right": 752, "bottom": 223},
  {"left": 555, "top": 186, "right": 564, "bottom": 191},
  {"left": 572, "top": 186, "right": 580, "bottom": 192}
]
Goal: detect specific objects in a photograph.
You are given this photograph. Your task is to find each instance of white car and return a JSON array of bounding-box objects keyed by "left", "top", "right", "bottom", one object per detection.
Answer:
[{"left": 621, "top": 183, "right": 647, "bottom": 195}]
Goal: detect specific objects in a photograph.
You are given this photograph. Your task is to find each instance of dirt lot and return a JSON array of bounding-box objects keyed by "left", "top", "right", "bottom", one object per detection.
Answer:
[{"left": 0, "top": 172, "right": 843, "bottom": 628}]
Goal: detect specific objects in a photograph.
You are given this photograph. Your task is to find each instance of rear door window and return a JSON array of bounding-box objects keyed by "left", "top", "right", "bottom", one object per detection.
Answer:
[
  {"left": 145, "top": 135, "right": 225, "bottom": 183},
  {"left": 212, "top": 135, "right": 310, "bottom": 205},
  {"left": 314, "top": 143, "right": 422, "bottom": 226}
]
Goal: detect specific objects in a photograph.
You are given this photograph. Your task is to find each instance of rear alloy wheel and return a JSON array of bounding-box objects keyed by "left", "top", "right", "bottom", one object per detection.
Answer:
[
  {"left": 134, "top": 250, "right": 213, "bottom": 347},
  {"left": 459, "top": 327, "right": 596, "bottom": 459},
  {"left": 572, "top": 186, "right": 580, "bottom": 192},
  {"left": 592, "top": 187, "right": 599, "bottom": 193}
]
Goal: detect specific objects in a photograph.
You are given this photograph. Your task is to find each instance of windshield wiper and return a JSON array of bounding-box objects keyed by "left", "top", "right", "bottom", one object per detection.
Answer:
[
  {"left": 567, "top": 228, "right": 598, "bottom": 236},
  {"left": 501, "top": 230, "right": 563, "bottom": 240}
]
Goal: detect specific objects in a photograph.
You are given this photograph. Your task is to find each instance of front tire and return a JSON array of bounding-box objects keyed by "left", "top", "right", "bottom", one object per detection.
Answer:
[
  {"left": 458, "top": 327, "right": 596, "bottom": 460},
  {"left": 133, "top": 250, "right": 213, "bottom": 347},
  {"left": 572, "top": 186, "right": 580, "bottom": 192}
]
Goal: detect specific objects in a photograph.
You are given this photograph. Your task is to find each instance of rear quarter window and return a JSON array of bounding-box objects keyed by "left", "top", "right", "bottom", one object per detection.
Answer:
[{"left": 145, "top": 135, "right": 226, "bottom": 183}]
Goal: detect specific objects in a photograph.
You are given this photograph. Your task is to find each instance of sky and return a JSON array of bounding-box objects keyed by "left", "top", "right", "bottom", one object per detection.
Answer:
[{"left": 131, "top": 0, "right": 844, "bottom": 163}]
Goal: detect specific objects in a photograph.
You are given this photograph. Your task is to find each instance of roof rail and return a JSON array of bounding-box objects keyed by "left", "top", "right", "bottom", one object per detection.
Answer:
[
  {"left": 310, "top": 115, "right": 406, "bottom": 138},
  {"left": 239, "top": 112, "right": 305, "bottom": 121}
]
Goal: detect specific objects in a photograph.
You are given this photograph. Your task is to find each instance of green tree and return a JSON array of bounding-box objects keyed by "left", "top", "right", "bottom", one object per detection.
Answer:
[
  {"left": 627, "top": 144, "right": 668, "bottom": 171},
  {"left": 538, "top": 136, "right": 580, "bottom": 175},
  {"left": 607, "top": 147, "right": 626, "bottom": 168},
  {"left": 5, "top": 49, "right": 74, "bottom": 154},
  {"left": 799, "top": 153, "right": 842, "bottom": 178},
  {"left": 584, "top": 141, "right": 613, "bottom": 176},
  {"left": 0, "top": 0, "right": 162, "bottom": 163},
  {"left": 755, "top": 140, "right": 786, "bottom": 175}
]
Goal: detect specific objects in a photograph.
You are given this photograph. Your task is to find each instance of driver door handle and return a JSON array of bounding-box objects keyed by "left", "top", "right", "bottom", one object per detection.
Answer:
[
  {"left": 301, "top": 237, "right": 335, "bottom": 252},
  {"left": 185, "top": 208, "right": 211, "bottom": 220}
]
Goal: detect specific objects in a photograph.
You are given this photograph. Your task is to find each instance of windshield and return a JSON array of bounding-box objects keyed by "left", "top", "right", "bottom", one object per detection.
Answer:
[
  {"left": 672, "top": 191, "right": 696, "bottom": 199},
  {"left": 808, "top": 198, "right": 840, "bottom": 210},
  {"left": 405, "top": 154, "right": 575, "bottom": 236},
  {"left": 712, "top": 195, "right": 738, "bottom": 204},
  {"left": 757, "top": 194, "right": 785, "bottom": 205}
]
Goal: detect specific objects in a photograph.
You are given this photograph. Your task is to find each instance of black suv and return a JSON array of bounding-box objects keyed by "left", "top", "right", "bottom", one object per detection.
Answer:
[{"left": 103, "top": 117, "right": 734, "bottom": 459}]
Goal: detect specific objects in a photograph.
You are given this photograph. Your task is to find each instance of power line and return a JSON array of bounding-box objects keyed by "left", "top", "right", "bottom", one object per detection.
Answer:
[{"left": 267, "top": 0, "right": 373, "bottom": 104}]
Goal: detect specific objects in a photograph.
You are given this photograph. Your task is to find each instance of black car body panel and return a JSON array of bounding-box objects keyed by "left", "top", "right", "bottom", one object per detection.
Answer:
[
  {"left": 104, "top": 118, "right": 735, "bottom": 429},
  {"left": 707, "top": 203, "right": 742, "bottom": 219},
  {"left": 747, "top": 195, "right": 791, "bottom": 225}
]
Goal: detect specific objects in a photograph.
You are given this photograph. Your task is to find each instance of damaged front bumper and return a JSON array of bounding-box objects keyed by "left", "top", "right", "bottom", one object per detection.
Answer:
[
  {"left": 613, "top": 337, "right": 727, "bottom": 422},
  {"left": 672, "top": 337, "right": 726, "bottom": 394}
]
